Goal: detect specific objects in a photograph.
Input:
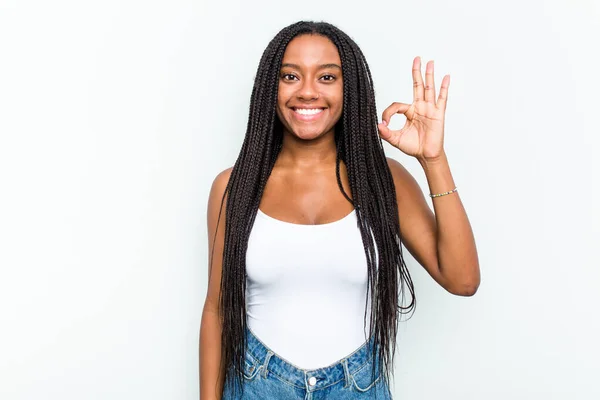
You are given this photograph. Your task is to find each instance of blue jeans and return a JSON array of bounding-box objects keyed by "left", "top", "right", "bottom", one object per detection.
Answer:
[{"left": 222, "top": 327, "right": 393, "bottom": 399}]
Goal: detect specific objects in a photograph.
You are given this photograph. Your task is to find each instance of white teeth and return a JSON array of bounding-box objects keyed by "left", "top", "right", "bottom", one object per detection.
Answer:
[{"left": 295, "top": 108, "right": 324, "bottom": 115}]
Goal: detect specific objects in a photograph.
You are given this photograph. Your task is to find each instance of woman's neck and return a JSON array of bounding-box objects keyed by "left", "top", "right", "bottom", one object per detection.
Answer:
[{"left": 276, "top": 131, "right": 337, "bottom": 171}]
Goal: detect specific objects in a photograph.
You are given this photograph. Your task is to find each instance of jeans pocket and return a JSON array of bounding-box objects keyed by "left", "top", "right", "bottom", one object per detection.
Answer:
[
  {"left": 241, "top": 352, "right": 261, "bottom": 381},
  {"left": 350, "top": 359, "right": 381, "bottom": 392}
]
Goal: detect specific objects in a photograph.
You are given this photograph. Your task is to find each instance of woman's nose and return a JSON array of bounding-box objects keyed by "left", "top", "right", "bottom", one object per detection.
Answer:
[{"left": 297, "top": 79, "right": 319, "bottom": 101}]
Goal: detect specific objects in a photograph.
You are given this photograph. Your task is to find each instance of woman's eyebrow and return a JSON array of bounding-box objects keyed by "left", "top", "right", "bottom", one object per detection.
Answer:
[{"left": 281, "top": 63, "right": 342, "bottom": 70}]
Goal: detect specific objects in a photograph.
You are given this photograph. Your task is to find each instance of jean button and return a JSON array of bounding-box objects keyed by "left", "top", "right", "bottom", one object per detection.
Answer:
[{"left": 308, "top": 376, "right": 317, "bottom": 386}]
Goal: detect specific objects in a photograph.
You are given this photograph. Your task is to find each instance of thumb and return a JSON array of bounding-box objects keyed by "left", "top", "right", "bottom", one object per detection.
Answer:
[{"left": 378, "top": 120, "right": 393, "bottom": 141}]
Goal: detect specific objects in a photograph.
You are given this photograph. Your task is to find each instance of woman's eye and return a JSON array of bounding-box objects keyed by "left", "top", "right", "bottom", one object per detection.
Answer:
[
  {"left": 321, "top": 75, "right": 336, "bottom": 81},
  {"left": 282, "top": 74, "right": 298, "bottom": 81}
]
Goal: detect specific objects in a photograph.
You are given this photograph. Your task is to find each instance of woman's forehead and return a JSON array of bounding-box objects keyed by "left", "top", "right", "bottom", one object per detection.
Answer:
[{"left": 281, "top": 34, "right": 341, "bottom": 67}]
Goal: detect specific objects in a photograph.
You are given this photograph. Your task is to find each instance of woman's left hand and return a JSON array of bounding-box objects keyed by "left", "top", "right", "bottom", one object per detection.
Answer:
[{"left": 378, "top": 57, "right": 450, "bottom": 163}]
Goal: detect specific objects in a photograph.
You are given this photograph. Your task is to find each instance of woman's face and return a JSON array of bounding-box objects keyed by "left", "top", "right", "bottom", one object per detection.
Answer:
[{"left": 276, "top": 34, "right": 343, "bottom": 141}]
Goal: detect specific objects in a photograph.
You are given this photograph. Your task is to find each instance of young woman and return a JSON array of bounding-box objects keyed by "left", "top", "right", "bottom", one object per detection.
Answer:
[{"left": 200, "top": 21, "right": 480, "bottom": 399}]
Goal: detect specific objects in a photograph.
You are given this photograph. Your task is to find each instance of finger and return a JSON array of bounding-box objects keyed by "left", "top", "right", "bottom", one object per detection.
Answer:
[
  {"left": 412, "top": 56, "right": 424, "bottom": 102},
  {"left": 437, "top": 75, "right": 450, "bottom": 110},
  {"left": 377, "top": 121, "right": 393, "bottom": 141},
  {"left": 381, "top": 102, "right": 411, "bottom": 125},
  {"left": 377, "top": 121, "right": 400, "bottom": 148},
  {"left": 425, "top": 60, "right": 436, "bottom": 104}
]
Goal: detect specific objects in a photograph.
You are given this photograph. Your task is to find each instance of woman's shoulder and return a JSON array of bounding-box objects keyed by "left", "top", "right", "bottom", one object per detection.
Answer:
[
  {"left": 207, "top": 167, "right": 234, "bottom": 214},
  {"left": 385, "top": 157, "right": 422, "bottom": 199},
  {"left": 211, "top": 166, "right": 234, "bottom": 190},
  {"left": 385, "top": 157, "right": 412, "bottom": 182}
]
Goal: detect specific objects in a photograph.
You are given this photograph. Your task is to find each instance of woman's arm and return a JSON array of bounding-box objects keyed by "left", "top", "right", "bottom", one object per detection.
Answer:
[
  {"left": 200, "top": 168, "right": 232, "bottom": 400},
  {"left": 387, "top": 155, "right": 480, "bottom": 296},
  {"left": 377, "top": 57, "right": 480, "bottom": 296}
]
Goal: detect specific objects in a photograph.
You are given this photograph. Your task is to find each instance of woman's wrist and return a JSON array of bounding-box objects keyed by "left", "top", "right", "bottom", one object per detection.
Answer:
[{"left": 417, "top": 150, "right": 449, "bottom": 171}]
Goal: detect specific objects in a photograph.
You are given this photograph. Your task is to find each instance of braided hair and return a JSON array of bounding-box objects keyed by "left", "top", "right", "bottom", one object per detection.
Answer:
[{"left": 213, "top": 21, "right": 416, "bottom": 396}]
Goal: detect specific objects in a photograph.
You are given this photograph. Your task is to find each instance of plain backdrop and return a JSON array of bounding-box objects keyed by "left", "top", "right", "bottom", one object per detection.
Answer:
[{"left": 1, "top": 0, "right": 599, "bottom": 399}]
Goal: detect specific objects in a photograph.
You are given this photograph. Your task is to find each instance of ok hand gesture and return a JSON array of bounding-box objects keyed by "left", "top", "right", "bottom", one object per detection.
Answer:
[{"left": 377, "top": 57, "right": 450, "bottom": 162}]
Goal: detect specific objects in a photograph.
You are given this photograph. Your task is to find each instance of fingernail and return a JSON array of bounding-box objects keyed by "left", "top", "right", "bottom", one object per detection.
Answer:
[{"left": 381, "top": 120, "right": 387, "bottom": 126}]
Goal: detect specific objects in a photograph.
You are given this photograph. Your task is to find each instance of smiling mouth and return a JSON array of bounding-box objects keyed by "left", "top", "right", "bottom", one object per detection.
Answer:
[
  {"left": 293, "top": 108, "right": 325, "bottom": 115},
  {"left": 291, "top": 107, "right": 326, "bottom": 121}
]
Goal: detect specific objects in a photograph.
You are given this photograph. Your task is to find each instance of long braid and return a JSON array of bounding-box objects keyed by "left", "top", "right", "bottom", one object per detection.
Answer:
[
  {"left": 337, "top": 29, "right": 388, "bottom": 385},
  {"left": 214, "top": 21, "right": 416, "bottom": 396}
]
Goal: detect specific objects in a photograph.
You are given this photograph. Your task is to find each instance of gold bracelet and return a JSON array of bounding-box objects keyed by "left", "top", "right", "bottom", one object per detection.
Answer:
[{"left": 429, "top": 187, "right": 458, "bottom": 198}]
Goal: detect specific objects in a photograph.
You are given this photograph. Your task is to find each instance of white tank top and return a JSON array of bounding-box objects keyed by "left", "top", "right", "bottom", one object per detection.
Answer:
[{"left": 245, "top": 207, "right": 373, "bottom": 369}]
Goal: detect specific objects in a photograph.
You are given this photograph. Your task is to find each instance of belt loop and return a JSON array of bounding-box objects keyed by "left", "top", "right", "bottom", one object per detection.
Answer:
[
  {"left": 342, "top": 358, "right": 351, "bottom": 388},
  {"left": 262, "top": 351, "right": 274, "bottom": 378}
]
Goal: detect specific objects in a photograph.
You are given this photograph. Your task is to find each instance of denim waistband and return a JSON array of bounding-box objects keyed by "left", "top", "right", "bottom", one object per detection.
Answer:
[{"left": 244, "top": 326, "right": 379, "bottom": 392}]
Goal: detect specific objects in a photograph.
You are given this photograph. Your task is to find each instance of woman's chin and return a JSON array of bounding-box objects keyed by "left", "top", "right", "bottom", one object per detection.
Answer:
[
  {"left": 295, "top": 133, "right": 320, "bottom": 141},
  {"left": 289, "top": 127, "right": 330, "bottom": 141}
]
